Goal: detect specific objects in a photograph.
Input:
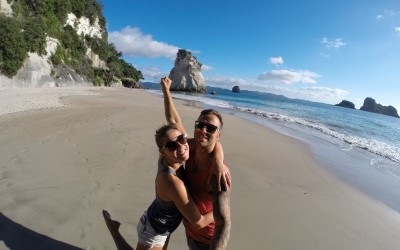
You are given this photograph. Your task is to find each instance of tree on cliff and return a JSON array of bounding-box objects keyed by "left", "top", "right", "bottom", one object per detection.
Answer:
[
  {"left": 0, "top": 15, "right": 28, "bottom": 77},
  {"left": 0, "top": 0, "right": 143, "bottom": 86}
]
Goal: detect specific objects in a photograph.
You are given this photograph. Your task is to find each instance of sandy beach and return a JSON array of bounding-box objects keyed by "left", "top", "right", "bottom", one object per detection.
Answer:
[{"left": 1, "top": 87, "right": 400, "bottom": 250}]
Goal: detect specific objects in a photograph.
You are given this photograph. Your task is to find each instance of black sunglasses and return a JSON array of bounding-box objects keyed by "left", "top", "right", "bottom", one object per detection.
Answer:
[
  {"left": 194, "top": 121, "right": 219, "bottom": 134},
  {"left": 163, "top": 134, "right": 188, "bottom": 151}
]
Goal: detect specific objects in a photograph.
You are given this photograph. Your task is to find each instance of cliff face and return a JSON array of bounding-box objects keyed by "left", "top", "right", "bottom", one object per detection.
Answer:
[
  {"left": 168, "top": 49, "right": 206, "bottom": 93},
  {"left": 0, "top": 36, "right": 92, "bottom": 88},
  {"left": 0, "top": 0, "right": 142, "bottom": 88},
  {"left": 360, "top": 97, "right": 399, "bottom": 118},
  {"left": 0, "top": 0, "right": 12, "bottom": 17}
]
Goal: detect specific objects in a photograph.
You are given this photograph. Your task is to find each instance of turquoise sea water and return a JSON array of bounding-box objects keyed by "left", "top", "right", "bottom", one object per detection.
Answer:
[{"left": 144, "top": 84, "right": 400, "bottom": 212}]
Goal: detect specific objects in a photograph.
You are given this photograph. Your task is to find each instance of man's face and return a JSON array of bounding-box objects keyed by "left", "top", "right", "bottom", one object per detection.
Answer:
[{"left": 194, "top": 114, "right": 221, "bottom": 148}]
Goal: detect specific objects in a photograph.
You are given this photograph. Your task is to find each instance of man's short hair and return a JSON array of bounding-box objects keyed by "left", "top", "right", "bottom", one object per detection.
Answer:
[{"left": 199, "top": 109, "right": 223, "bottom": 129}]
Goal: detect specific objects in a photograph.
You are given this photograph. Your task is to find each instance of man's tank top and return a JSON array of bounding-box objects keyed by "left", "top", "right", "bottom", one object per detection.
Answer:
[{"left": 183, "top": 151, "right": 215, "bottom": 244}]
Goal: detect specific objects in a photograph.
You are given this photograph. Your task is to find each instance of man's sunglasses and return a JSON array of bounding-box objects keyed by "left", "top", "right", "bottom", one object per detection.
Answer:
[
  {"left": 163, "top": 134, "right": 188, "bottom": 151},
  {"left": 194, "top": 121, "right": 219, "bottom": 134}
]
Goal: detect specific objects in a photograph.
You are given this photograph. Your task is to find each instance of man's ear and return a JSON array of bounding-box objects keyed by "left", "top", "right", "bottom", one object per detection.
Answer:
[{"left": 216, "top": 131, "right": 221, "bottom": 140}]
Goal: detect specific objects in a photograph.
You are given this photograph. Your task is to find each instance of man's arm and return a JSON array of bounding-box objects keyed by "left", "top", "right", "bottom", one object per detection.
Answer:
[
  {"left": 210, "top": 175, "right": 231, "bottom": 250},
  {"left": 160, "top": 77, "right": 186, "bottom": 134}
]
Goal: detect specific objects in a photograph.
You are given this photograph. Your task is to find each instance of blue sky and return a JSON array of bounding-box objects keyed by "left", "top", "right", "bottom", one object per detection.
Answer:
[{"left": 100, "top": 0, "right": 400, "bottom": 110}]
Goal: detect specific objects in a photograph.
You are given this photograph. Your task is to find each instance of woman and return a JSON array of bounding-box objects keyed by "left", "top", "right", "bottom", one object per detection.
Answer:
[{"left": 103, "top": 123, "right": 216, "bottom": 250}]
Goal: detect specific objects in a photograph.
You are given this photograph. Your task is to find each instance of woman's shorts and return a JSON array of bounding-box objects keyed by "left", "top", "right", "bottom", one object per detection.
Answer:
[{"left": 137, "top": 212, "right": 170, "bottom": 248}]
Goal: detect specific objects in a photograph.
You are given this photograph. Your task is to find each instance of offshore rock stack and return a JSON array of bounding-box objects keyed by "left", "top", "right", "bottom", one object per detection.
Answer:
[{"left": 169, "top": 49, "right": 206, "bottom": 93}]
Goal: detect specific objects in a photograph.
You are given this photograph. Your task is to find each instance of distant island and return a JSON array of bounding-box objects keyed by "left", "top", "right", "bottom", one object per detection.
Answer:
[
  {"left": 335, "top": 98, "right": 399, "bottom": 118},
  {"left": 335, "top": 100, "right": 355, "bottom": 109}
]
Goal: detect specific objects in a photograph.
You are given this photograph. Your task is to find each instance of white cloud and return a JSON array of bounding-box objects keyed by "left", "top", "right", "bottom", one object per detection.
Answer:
[
  {"left": 376, "top": 14, "right": 385, "bottom": 20},
  {"left": 204, "top": 74, "right": 351, "bottom": 105},
  {"left": 321, "top": 37, "right": 346, "bottom": 49},
  {"left": 270, "top": 56, "right": 284, "bottom": 65},
  {"left": 395, "top": 27, "right": 400, "bottom": 33},
  {"left": 383, "top": 9, "right": 400, "bottom": 17},
  {"left": 257, "top": 69, "right": 320, "bottom": 84},
  {"left": 108, "top": 26, "right": 179, "bottom": 59},
  {"left": 141, "top": 66, "right": 168, "bottom": 80},
  {"left": 201, "top": 64, "right": 214, "bottom": 71},
  {"left": 189, "top": 49, "right": 201, "bottom": 54},
  {"left": 206, "top": 75, "right": 247, "bottom": 86},
  {"left": 300, "top": 86, "right": 349, "bottom": 97},
  {"left": 287, "top": 86, "right": 350, "bottom": 104},
  {"left": 318, "top": 52, "right": 331, "bottom": 58}
]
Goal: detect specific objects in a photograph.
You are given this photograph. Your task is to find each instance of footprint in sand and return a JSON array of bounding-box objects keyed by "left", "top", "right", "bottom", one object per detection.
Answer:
[
  {"left": 0, "top": 171, "right": 13, "bottom": 188},
  {"left": 82, "top": 198, "right": 91, "bottom": 209},
  {"left": 81, "top": 157, "right": 89, "bottom": 163},
  {"left": 80, "top": 222, "right": 93, "bottom": 240},
  {"left": 0, "top": 171, "right": 10, "bottom": 179},
  {"left": 91, "top": 181, "right": 100, "bottom": 190},
  {"left": 10, "top": 156, "right": 24, "bottom": 164},
  {"left": 64, "top": 137, "right": 72, "bottom": 143}
]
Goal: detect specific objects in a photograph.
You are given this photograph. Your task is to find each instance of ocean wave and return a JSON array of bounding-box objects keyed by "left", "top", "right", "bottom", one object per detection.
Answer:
[{"left": 235, "top": 106, "right": 400, "bottom": 163}]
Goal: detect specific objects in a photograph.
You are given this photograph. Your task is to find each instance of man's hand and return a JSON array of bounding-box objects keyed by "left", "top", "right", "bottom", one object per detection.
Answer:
[{"left": 211, "top": 163, "right": 231, "bottom": 192}]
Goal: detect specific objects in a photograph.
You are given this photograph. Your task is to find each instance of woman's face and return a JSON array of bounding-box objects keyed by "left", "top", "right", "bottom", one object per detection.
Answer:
[{"left": 161, "top": 129, "right": 189, "bottom": 165}]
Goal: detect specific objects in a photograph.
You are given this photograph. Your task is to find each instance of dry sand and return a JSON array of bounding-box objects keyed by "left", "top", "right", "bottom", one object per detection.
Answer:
[{"left": 1, "top": 87, "right": 400, "bottom": 249}]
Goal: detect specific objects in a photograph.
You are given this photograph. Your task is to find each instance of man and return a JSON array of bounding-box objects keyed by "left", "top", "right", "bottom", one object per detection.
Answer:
[{"left": 161, "top": 77, "right": 231, "bottom": 250}]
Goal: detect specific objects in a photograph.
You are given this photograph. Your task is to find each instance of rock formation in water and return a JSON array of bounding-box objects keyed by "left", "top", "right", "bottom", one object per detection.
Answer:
[
  {"left": 232, "top": 86, "right": 241, "bottom": 93},
  {"left": 168, "top": 49, "right": 206, "bottom": 93},
  {"left": 335, "top": 100, "right": 355, "bottom": 109},
  {"left": 360, "top": 97, "right": 399, "bottom": 118}
]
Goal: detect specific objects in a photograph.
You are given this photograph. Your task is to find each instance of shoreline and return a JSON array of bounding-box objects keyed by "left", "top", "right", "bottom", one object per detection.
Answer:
[{"left": 1, "top": 87, "right": 400, "bottom": 249}]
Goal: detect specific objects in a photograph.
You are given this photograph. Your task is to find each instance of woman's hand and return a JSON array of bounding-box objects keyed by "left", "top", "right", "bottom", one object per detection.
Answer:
[{"left": 161, "top": 77, "right": 172, "bottom": 90}]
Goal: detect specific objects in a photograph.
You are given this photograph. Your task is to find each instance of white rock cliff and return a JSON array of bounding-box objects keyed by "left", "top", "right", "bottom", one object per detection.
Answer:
[
  {"left": 0, "top": 0, "right": 13, "bottom": 17},
  {"left": 168, "top": 49, "right": 206, "bottom": 93},
  {"left": 0, "top": 12, "right": 107, "bottom": 88}
]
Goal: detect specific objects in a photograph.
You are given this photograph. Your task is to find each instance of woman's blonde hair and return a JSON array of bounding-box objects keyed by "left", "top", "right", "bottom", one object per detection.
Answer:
[{"left": 155, "top": 124, "right": 180, "bottom": 149}]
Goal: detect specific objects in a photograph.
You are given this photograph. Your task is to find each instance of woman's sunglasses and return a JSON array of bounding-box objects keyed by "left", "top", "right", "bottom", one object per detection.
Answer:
[
  {"left": 194, "top": 121, "right": 219, "bottom": 134},
  {"left": 163, "top": 134, "right": 188, "bottom": 151}
]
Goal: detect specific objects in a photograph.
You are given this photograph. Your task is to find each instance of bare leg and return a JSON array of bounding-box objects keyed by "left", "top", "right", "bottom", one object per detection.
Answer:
[
  {"left": 102, "top": 210, "right": 134, "bottom": 250},
  {"left": 162, "top": 235, "right": 170, "bottom": 250}
]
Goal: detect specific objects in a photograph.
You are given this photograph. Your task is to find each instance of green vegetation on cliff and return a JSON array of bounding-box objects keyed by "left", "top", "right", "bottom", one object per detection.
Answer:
[
  {"left": 0, "top": 0, "right": 143, "bottom": 85},
  {"left": 0, "top": 14, "right": 28, "bottom": 77}
]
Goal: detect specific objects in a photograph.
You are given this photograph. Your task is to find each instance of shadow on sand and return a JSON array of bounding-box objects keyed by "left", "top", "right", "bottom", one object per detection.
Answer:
[{"left": 0, "top": 213, "right": 82, "bottom": 250}]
